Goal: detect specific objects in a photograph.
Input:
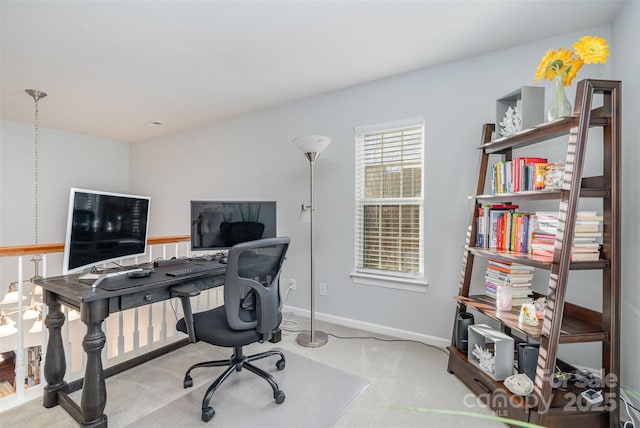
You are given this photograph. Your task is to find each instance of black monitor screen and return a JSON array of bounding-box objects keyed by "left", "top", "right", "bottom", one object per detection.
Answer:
[
  {"left": 190, "top": 201, "right": 276, "bottom": 251},
  {"left": 62, "top": 188, "right": 151, "bottom": 274}
]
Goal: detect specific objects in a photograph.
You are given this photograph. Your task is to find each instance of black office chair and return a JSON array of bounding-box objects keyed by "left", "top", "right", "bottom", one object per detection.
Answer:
[{"left": 173, "top": 237, "right": 290, "bottom": 422}]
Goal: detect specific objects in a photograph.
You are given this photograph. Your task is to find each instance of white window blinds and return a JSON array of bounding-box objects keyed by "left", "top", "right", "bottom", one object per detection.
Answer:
[{"left": 354, "top": 118, "right": 425, "bottom": 279}]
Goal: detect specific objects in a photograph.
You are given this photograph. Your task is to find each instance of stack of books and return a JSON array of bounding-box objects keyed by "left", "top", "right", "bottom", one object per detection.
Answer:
[
  {"left": 477, "top": 204, "right": 534, "bottom": 252},
  {"left": 573, "top": 211, "right": 604, "bottom": 260},
  {"left": 484, "top": 258, "right": 534, "bottom": 307},
  {"left": 489, "top": 156, "right": 550, "bottom": 194},
  {"left": 531, "top": 211, "right": 602, "bottom": 261}
]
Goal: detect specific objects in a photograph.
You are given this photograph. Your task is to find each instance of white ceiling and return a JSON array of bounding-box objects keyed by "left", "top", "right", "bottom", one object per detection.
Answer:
[{"left": 0, "top": 0, "right": 623, "bottom": 143}]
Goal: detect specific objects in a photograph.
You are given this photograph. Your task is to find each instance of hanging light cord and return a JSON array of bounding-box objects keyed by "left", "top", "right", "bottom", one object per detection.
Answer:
[
  {"left": 24, "top": 89, "right": 46, "bottom": 282},
  {"left": 26, "top": 89, "right": 46, "bottom": 246}
]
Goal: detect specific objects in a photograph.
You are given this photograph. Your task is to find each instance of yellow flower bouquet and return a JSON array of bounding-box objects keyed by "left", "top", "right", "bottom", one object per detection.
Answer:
[
  {"left": 535, "top": 35, "right": 609, "bottom": 120},
  {"left": 536, "top": 35, "right": 609, "bottom": 86}
]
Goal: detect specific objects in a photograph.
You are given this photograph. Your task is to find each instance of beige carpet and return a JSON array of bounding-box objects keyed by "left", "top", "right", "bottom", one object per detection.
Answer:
[{"left": 122, "top": 346, "right": 368, "bottom": 428}]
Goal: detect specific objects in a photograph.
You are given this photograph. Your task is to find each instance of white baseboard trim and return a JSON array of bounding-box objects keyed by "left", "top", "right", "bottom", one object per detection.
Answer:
[{"left": 282, "top": 304, "right": 450, "bottom": 350}]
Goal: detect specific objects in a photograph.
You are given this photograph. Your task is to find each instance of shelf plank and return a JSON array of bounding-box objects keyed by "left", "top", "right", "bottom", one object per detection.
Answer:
[
  {"left": 465, "top": 247, "right": 609, "bottom": 271},
  {"left": 479, "top": 115, "right": 608, "bottom": 154},
  {"left": 455, "top": 295, "right": 608, "bottom": 343},
  {"left": 456, "top": 295, "right": 542, "bottom": 338},
  {"left": 471, "top": 181, "right": 608, "bottom": 202}
]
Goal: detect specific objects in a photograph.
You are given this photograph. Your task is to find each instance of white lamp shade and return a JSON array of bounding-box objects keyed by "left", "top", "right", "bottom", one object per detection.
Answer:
[
  {"left": 29, "top": 319, "right": 43, "bottom": 334},
  {"left": 292, "top": 135, "right": 332, "bottom": 155},
  {"left": 1, "top": 289, "right": 27, "bottom": 305},
  {"left": 23, "top": 307, "right": 39, "bottom": 320},
  {"left": 0, "top": 314, "right": 16, "bottom": 326},
  {"left": 0, "top": 323, "right": 18, "bottom": 337},
  {"left": 0, "top": 312, "right": 17, "bottom": 337}
]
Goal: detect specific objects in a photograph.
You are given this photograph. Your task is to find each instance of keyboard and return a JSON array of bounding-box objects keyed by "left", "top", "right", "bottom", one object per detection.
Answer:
[{"left": 166, "top": 263, "right": 224, "bottom": 277}]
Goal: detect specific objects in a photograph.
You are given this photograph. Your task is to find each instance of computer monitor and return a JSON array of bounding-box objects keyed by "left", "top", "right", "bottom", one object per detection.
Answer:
[
  {"left": 62, "top": 188, "right": 151, "bottom": 275},
  {"left": 190, "top": 201, "right": 276, "bottom": 251}
]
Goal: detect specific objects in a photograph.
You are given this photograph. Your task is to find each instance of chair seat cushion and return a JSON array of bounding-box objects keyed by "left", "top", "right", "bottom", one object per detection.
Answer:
[{"left": 176, "top": 306, "right": 263, "bottom": 347}]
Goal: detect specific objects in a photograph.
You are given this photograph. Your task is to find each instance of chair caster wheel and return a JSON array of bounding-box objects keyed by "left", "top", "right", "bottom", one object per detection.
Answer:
[
  {"left": 276, "top": 359, "right": 285, "bottom": 370},
  {"left": 274, "top": 390, "right": 285, "bottom": 404},
  {"left": 202, "top": 406, "right": 215, "bottom": 422},
  {"left": 183, "top": 375, "right": 193, "bottom": 388}
]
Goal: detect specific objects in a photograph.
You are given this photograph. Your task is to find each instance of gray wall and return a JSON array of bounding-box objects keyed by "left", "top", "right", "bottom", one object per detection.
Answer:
[
  {"left": 614, "top": 0, "right": 640, "bottom": 393},
  {"left": 1, "top": 9, "right": 637, "bottom": 393},
  {"left": 0, "top": 121, "right": 132, "bottom": 246},
  {"left": 0, "top": 120, "right": 131, "bottom": 281}
]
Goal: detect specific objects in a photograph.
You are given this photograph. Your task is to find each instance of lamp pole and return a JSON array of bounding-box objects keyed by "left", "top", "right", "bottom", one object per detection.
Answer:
[{"left": 293, "top": 135, "right": 331, "bottom": 348}]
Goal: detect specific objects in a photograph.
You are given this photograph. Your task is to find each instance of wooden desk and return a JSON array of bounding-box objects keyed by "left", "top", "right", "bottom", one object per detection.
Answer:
[{"left": 35, "top": 262, "right": 225, "bottom": 427}]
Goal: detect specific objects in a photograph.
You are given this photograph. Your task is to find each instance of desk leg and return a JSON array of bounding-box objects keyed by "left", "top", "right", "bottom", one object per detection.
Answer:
[
  {"left": 80, "top": 301, "right": 108, "bottom": 427},
  {"left": 43, "top": 298, "right": 67, "bottom": 408}
]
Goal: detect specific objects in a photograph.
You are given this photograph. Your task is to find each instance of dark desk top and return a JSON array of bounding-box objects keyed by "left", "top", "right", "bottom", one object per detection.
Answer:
[{"left": 34, "top": 261, "right": 226, "bottom": 307}]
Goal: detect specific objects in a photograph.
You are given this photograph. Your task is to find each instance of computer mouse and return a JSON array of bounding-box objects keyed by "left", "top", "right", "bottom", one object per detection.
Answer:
[{"left": 128, "top": 270, "right": 153, "bottom": 278}]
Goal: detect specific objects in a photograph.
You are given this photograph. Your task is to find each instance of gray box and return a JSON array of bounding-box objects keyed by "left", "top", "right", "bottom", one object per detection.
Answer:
[
  {"left": 468, "top": 324, "right": 514, "bottom": 381},
  {"left": 496, "top": 86, "right": 544, "bottom": 137},
  {"left": 517, "top": 343, "right": 540, "bottom": 381}
]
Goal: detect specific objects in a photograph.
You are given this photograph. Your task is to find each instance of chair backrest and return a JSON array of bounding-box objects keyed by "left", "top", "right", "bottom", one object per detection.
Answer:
[{"left": 223, "top": 237, "right": 290, "bottom": 340}]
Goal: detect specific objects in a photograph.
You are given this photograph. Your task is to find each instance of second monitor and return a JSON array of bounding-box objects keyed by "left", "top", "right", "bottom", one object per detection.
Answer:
[{"left": 190, "top": 201, "right": 276, "bottom": 251}]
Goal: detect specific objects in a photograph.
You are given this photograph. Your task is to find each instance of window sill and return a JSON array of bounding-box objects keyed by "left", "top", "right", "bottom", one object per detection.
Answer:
[{"left": 350, "top": 272, "right": 427, "bottom": 293}]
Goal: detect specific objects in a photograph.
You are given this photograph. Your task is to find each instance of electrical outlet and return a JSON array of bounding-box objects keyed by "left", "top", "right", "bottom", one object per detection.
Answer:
[
  {"left": 289, "top": 278, "right": 296, "bottom": 291},
  {"left": 319, "top": 282, "right": 327, "bottom": 296}
]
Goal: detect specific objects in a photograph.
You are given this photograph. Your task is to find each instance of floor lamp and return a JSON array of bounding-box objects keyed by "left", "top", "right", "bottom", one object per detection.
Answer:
[{"left": 293, "top": 134, "right": 331, "bottom": 348}]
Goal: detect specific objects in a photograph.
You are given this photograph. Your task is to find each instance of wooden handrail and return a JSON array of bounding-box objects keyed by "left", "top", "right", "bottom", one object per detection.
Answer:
[
  {"left": 0, "top": 243, "right": 64, "bottom": 257},
  {"left": 148, "top": 235, "right": 190, "bottom": 245},
  {"left": 0, "top": 235, "right": 190, "bottom": 258}
]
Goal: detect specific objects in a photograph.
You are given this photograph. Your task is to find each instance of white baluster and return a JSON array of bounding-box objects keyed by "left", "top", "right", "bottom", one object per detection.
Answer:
[
  {"left": 15, "top": 257, "right": 25, "bottom": 399},
  {"left": 102, "top": 317, "right": 108, "bottom": 366},
  {"left": 118, "top": 312, "right": 125, "bottom": 359},
  {"left": 133, "top": 308, "right": 140, "bottom": 354},
  {"left": 147, "top": 303, "right": 154, "bottom": 348}
]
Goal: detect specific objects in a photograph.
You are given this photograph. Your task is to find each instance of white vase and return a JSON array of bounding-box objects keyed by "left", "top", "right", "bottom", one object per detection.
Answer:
[{"left": 547, "top": 75, "right": 572, "bottom": 121}]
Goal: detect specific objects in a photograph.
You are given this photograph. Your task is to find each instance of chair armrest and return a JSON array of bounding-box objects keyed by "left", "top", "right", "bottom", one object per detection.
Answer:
[
  {"left": 170, "top": 284, "right": 201, "bottom": 343},
  {"left": 238, "top": 278, "right": 280, "bottom": 341},
  {"left": 170, "top": 284, "right": 202, "bottom": 298}
]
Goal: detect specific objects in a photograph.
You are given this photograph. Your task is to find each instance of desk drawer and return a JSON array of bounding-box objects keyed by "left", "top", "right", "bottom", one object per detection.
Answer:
[{"left": 121, "top": 289, "right": 171, "bottom": 310}]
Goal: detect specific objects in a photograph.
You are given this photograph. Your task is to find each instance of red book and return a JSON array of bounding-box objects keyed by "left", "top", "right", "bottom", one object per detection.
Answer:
[
  {"left": 523, "top": 157, "right": 548, "bottom": 165},
  {"left": 511, "top": 157, "right": 547, "bottom": 191},
  {"left": 512, "top": 157, "right": 521, "bottom": 192}
]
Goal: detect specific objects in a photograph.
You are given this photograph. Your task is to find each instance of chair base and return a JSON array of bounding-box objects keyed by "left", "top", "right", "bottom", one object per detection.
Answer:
[{"left": 184, "top": 345, "right": 286, "bottom": 422}]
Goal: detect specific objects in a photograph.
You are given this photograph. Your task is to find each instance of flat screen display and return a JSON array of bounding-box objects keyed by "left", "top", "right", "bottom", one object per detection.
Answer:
[
  {"left": 62, "top": 188, "right": 151, "bottom": 274},
  {"left": 190, "top": 201, "right": 276, "bottom": 251}
]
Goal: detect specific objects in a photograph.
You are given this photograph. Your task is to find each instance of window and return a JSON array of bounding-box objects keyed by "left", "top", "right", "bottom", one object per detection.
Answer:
[{"left": 353, "top": 117, "right": 425, "bottom": 288}]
